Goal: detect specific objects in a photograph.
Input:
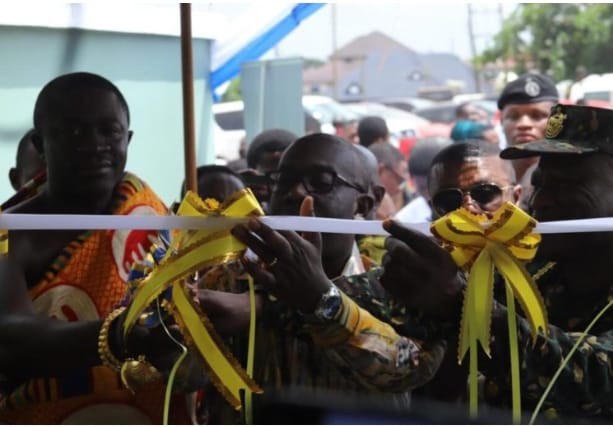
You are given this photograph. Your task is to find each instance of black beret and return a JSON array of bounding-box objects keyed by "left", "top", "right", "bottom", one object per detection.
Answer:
[
  {"left": 500, "top": 104, "right": 613, "bottom": 159},
  {"left": 497, "top": 73, "right": 559, "bottom": 110}
]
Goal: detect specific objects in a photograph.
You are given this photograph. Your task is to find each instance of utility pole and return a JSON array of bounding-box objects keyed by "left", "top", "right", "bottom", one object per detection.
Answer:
[
  {"left": 468, "top": 4, "right": 509, "bottom": 93},
  {"left": 467, "top": 4, "right": 481, "bottom": 92},
  {"left": 497, "top": 3, "right": 509, "bottom": 78},
  {"left": 331, "top": 3, "right": 338, "bottom": 99}
]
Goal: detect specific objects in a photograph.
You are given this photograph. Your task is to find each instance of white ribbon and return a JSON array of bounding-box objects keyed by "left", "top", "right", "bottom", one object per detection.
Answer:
[{"left": 3, "top": 213, "right": 613, "bottom": 235}]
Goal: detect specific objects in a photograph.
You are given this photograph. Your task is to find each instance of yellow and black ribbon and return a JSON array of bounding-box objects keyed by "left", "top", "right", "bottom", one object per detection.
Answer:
[
  {"left": 0, "top": 208, "right": 7, "bottom": 256},
  {"left": 123, "top": 188, "right": 264, "bottom": 411},
  {"left": 431, "top": 202, "right": 548, "bottom": 423}
]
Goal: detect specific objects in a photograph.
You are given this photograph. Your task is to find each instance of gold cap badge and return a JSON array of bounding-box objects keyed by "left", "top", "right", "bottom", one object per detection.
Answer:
[{"left": 545, "top": 107, "right": 567, "bottom": 139}]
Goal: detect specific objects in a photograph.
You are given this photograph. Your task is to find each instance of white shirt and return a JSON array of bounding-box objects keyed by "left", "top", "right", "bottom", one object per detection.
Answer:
[
  {"left": 340, "top": 243, "right": 367, "bottom": 278},
  {"left": 394, "top": 195, "right": 432, "bottom": 224}
]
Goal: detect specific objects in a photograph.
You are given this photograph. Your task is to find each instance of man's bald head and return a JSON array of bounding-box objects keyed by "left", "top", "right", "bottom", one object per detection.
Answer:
[
  {"left": 281, "top": 133, "right": 370, "bottom": 192},
  {"left": 271, "top": 133, "right": 376, "bottom": 271}
]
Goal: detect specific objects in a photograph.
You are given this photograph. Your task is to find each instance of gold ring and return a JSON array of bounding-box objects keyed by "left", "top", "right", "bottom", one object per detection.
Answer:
[{"left": 268, "top": 257, "right": 278, "bottom": 268}]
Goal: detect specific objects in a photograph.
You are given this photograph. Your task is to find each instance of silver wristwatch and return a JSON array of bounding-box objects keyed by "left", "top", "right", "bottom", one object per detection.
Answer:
[{"left": 313, "top": 283, "right": 342, "bottom": 321}]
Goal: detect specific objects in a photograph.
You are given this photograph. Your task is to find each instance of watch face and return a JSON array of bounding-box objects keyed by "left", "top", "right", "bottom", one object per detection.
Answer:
[
  {"left": 320, "top": 297, "right": 341, "bottom": 320},
  {"left": 316, "top": 286, "right": 342, "bottom": 320}
]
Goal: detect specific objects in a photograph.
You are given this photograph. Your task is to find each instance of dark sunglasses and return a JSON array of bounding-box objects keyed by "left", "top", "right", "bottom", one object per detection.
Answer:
[
  {"left": 432, "top": 183, "right": 511, "bottom": 215},
  {"left": 268, "top": 169, "right": 365, "bottom": 195}
]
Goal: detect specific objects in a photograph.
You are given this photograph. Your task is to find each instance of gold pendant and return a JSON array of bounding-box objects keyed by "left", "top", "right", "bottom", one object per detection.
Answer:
[{"left": 120, "top": 355, "right": 162, "bottom": 394}]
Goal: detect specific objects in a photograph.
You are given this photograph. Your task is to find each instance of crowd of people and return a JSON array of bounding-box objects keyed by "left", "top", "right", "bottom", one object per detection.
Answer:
[{"left": 0, "top": 70, "right": 611, "bottom": 424}]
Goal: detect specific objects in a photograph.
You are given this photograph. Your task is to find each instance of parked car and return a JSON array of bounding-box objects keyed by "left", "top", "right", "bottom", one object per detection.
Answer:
[
  {"left": 212, "top": 99, "right": 327, "bottom": 162},
  {"left": 581, "top": 74, "right": 613, "bottom": 108},
  {"left": 413, "top": 102, "right": 458, "bottom": 124},
  {"left": 557, "top": 74, "right": 613, "bottom": 108},
  {"left": 212, "top": 101, "right": 246, "bottom": 163},
  {"left": 302, "top": 95, "right": 359, "bottom": 134},
  {"left": 377, "top": 97, "right": 435, "bottom": 113},
  {"left": 342, "top": 101, "right": 434, "bottom": 157}
]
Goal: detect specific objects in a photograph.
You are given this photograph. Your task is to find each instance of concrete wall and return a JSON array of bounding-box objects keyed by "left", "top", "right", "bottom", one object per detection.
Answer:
[{"left": 0, "top": 26, "right": 213, "bottom": 206}]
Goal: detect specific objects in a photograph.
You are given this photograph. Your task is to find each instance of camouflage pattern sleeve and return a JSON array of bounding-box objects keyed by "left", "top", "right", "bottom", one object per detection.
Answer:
[
  {"left": 484, "top": 302, "right": 613, "bottom": 421},
  {"left": 258, "top": 268, "right": 452, "bottom": 393},
  {"left": 303, "top": 290, "right": 446, "bottom": 393},
  {"left": 334, "top": 269, "right": 461, "bottom": 343}
]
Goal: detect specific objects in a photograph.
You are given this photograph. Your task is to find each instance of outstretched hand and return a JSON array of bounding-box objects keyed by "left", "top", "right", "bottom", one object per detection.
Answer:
[
  {"left": 231, "top": 196, "right": 331, "bottom": 313},
  {"left": 381, "top": 219, "right": 464, "bottom": 320}
]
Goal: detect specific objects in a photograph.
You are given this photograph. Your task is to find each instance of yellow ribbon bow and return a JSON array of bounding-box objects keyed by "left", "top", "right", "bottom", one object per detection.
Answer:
[
  {"left": 123, "top": 189, "right": 264, "bottom": 411},
  {"left": 431, "top": 201, "right": 548, "bottom": 422}
]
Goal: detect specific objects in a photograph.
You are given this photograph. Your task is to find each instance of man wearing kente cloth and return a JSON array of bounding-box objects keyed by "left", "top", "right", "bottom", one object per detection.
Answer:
[{"left": 0, "top": 73, "right": 193, "bottom": 424}]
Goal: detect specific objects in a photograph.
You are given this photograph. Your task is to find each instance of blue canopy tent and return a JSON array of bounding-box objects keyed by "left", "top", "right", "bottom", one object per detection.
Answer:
[{"left": 210, "top": 3, "right": 324, "bottom": 98}]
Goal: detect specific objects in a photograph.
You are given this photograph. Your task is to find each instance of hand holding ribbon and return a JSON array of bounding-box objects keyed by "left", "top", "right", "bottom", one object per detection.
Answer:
[
  {"left": 232, "top": 196, "right": 332, "bottom": 314},
  {"left": 122, "top": 189, "right": 264, "bottom": 410},
  {"left": 380, "top": 219, "right": 465, "bottom": 320}
]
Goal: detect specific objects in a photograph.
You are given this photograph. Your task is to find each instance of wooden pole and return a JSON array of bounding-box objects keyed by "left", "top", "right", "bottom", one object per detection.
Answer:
[{"left": 180, "top": 3, "right": 198, "bottom": 194}]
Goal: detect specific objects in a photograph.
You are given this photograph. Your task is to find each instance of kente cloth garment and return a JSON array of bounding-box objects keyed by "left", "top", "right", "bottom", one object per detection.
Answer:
[
  {"left": 340, "top": 262, "right": 613, "bottom": 423},
  {"left": 199, "top": 244, "right": 445, "bottom": 424},
  {"left": 1, "top": 170, "right": 47, "bottom": 211},
  {"left": 0, "top": 172, "right": 191, "bottom": 424}
]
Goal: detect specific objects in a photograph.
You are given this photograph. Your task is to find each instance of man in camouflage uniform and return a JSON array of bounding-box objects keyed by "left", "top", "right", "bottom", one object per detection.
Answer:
[{"left": 377, "top": 103, "right": 613, "bottom": 422}]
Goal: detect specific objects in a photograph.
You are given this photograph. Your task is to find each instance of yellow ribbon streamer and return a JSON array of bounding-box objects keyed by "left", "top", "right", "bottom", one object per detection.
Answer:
[
  {"left": 157, "top": 300, "right": 189, "bottom": 425},
  {"left": 122, "top": 188, "right": 264, "bottom": 410},
  {"left": 0, "top": 209, "right": 7, "bottom": 256},
  {"left": 170, "top": 282, "right": 262, "bottom": 410},
  {"left": 244, "top": 275, "right": 257, "bottom": 424},
  {"left": 431, "top": 202, "right": 548, "bottom": 422}
]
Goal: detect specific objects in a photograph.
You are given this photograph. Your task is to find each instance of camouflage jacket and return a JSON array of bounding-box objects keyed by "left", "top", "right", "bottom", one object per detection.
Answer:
[
  {"left": 337, "top": 262, "right": 613, "bottom": 422},
  {"left": 484, "top": 261, "right": 613, "bottom": 422}
]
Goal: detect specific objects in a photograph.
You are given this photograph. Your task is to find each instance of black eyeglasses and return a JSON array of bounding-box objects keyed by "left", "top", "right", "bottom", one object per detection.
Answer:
[
  {"left": 432, "top": 183, "right": 512, "bottom": 215},
  {"left": 268, "top": 169, "right": 366, "bottom": 195}
]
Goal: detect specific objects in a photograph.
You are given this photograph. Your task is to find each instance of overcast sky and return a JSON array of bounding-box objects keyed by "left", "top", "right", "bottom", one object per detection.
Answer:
[{"left": 207, "top": 2, "right": 518, "bottom": 61}]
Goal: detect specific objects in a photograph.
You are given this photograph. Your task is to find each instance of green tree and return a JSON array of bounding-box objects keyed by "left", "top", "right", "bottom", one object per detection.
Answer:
[
  {"left": 477, "top": 4, "right": 613, "bottom": 81},
  {"left": 221, "top": 77, "right": 242, "bottom": 102},
  {"left": 303, "top": 57, "right": 325, "bottom": 69}
]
